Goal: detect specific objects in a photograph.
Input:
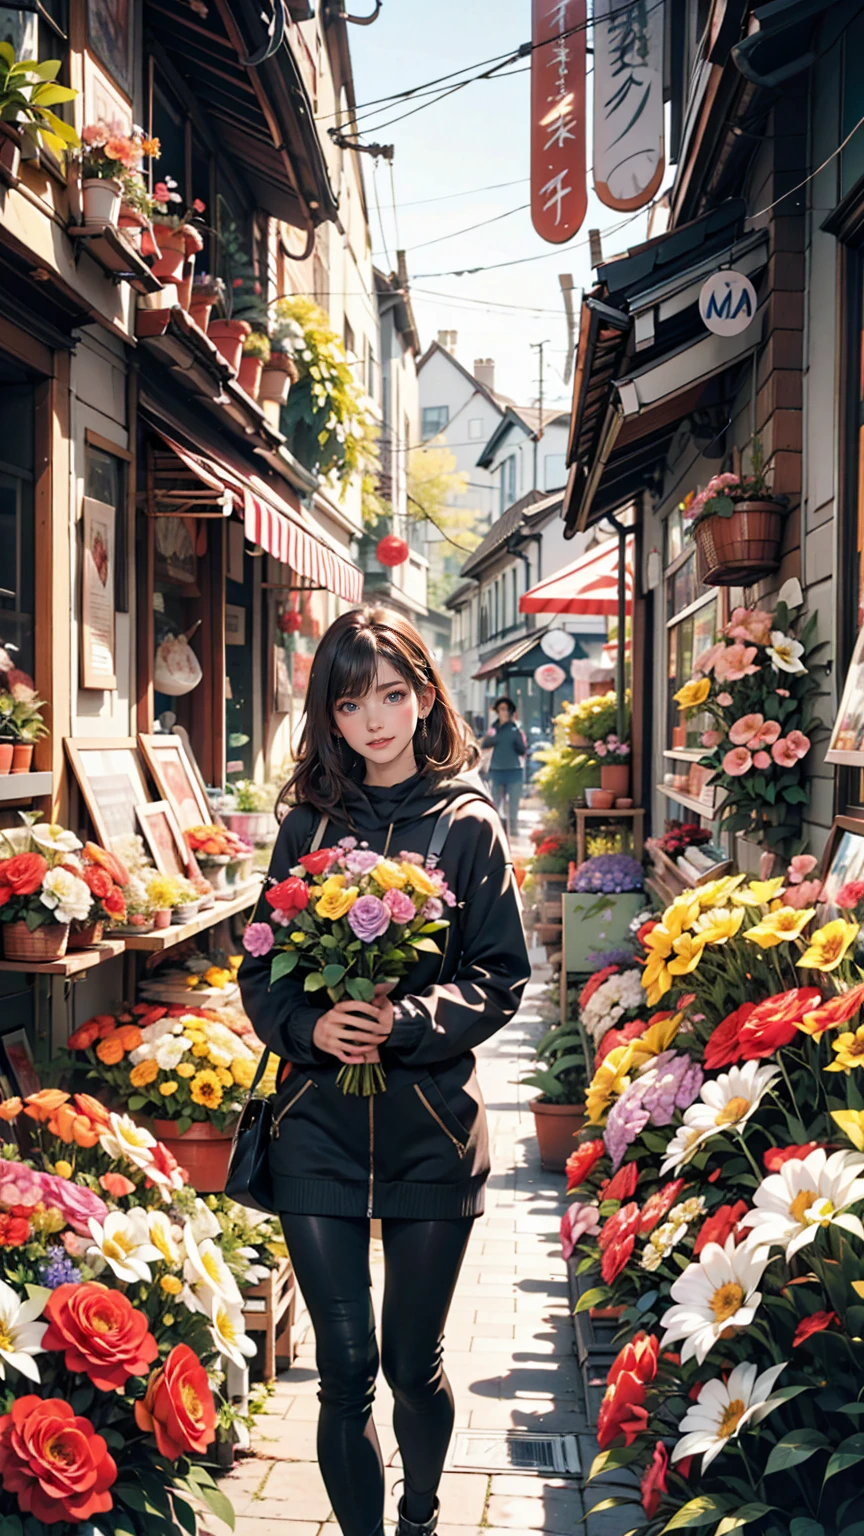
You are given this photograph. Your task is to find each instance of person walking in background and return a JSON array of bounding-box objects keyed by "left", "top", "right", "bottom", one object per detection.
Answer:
[{"left": 481, "top": 696, "right": 527, "bottom": 836}]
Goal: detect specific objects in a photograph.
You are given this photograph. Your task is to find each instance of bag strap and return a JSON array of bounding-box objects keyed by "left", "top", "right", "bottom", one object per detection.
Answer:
[
  {"left": 309, "top": 813, "right": 329, "bottom": 851},
  {"left": 245, "top": 1042, "right": 272, "bottom": 1102},
  {"left": 425, "top": 793, "right": 488, "bottom": 869}
]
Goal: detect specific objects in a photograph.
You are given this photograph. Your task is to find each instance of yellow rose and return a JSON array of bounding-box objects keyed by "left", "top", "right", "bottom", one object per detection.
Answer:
[
  {"left": 674, "top": 676, "right": 711, "bottom": 711},
  {"left": 318, "top": 874, "right": 347, "bottom": 895},
  {"left": 53, "top": 1160, "right": 72, "bottom": 1179},
  {"left": 176, "top": 1063, "right": 196, "bottom": 1078},
  {"left": 400, "top": 863, "right": 440, "bottom": 898},
  {"left": 159, "top": 1081, "right": 178, "bottom": 1096},
  {"left": 316, "top": 886, "right": 359, "bottom": 920},
  {"left": 373, "top": 860, "right": 407, "bottom": 891}
]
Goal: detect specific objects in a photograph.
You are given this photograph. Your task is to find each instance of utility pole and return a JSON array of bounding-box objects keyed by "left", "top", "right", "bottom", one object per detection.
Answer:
[{"left": 530, "top": 340, "right": 549, "bottom": 490}]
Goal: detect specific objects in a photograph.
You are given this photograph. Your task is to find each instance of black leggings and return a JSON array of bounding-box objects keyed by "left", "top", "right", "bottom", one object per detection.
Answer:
[{"left": 281, "top": 1213, "right": 474, "bottom": 1536}]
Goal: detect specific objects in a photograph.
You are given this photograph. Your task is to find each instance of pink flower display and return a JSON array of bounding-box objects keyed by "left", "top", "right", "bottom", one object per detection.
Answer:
[
  {"left": 753, "top": 751, "right": 771, "bottom": 769},
  {"left": 242, "top": 922, "right": 275, "bottom": 958},
  {"left": 382, "top": 887, "right": 416, "bottom": 924},
  {"left": 726, "top": 607, "right": 773, "bottom": 646},
  {"left": 785, "top": 729, "right": 811, "bottom": 760},
  {"left": 788, "top": 854, "right": 818, "bottom": 885},
  {"left": 701, "top": 730, "right": 722, "bottom": 749},
  {"left": 784, "top": 878, "right": 823, "bottom": 910},
  {"left": 716, "top": 692, "right": 733, "bottom": 707},
  {"left": 560, "top": 1201, "right": 601, "bottom": 1261},
  {"left": 771, "top": 737, "right": 800, "bottom": 768},
  {"left": 729, "top": 714, "right": 764, "bottom": 746},
  {"left": 693, "top": 642, "right": 726, "bottom": 675},
  {"left": 714, "top": 643, "right": 759, "bottom": 681},
  {"left": 723, "top": 746, "right": 753, "bottom": 777},
  {"left": 752, "top": 719, "right": 781, "bottom": 748}
]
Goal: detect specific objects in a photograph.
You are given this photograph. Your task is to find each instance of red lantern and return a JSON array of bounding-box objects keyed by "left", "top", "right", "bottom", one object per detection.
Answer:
[
  {"left": 278, "top": 609, "right": 302, "bottom": 634},
  {"left": 376, "top": 534, "right": 409, "bottom": 568}
]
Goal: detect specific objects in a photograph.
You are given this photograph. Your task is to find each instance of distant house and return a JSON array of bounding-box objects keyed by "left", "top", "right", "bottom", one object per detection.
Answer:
[
  {"left": 417, "top": 337, "right": 510, "bottom": 528},
  {"left": 477, "top": 407, "right": 571, "bottom": 517}
]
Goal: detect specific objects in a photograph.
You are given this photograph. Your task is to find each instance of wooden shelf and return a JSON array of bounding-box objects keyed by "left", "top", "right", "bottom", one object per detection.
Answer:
[
  {"left": 0, "top": 772, "right": 52, "bottom": 802},
  {"left": 656, "top": 784, "right": 717, "bottom": 818},
  {"left": 0, "top": 938, "right": 125, "bottom": 976},
  {"left": 662, "top": 748, "right": 705, "bottom": 763},
  {"left": 572, "top": 805, "right": 644, "bottom": 817},
  {"left": 68, "top": 225, "right": 163, "bottom": 294},
  {"left": 122, "top": 883, "right": 260, "bottom": 950}
]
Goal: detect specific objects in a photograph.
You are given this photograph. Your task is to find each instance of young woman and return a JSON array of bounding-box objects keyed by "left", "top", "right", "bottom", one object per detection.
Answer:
[
  {"left": 239, "top": 608, "right": 530, "bottom": 1536},
  {"left": 481, "top": 696, "right": 527, "bottom": 835}
]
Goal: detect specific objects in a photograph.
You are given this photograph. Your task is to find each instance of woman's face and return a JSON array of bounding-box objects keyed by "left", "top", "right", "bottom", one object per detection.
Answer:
[
  {"left": 333, "top": 662, "right": 434, "bottom": 774},
  {"left": 495, "top": 702, "right": 513, "bottom": 724}
]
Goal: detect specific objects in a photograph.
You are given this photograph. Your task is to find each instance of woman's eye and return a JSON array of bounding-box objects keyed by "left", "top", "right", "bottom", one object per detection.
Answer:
[
  {"left": 386, "top": 690, "right": 406, "bottom": 703},
  {"left": 337, "top": 701, "right": 357, "bottom": 714}
]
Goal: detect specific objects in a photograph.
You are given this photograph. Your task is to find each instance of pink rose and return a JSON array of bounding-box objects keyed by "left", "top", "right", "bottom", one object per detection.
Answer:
[
  {"left": 753, "top": 751, "right": 771, "bottom": 769},
  {"left": 723, "top": 746, "right": 753, "bottom": 777},
  {"left": 730, "top": 714, "right": 764, "bottom": 746},
  {"left": 785, "top": 729, "right": 811, "bottom": 760},
  {"left": 382, "top": 887, "right": 417, "bottom": 925},
  {"left": 751, "top": 719, "right": 781, "bottom": 748},
  {"left": 560, "top": 1201, "right": 601, "bottom": 1261},
  {"left": 771, "top": 737, "right": 799, "bottom": 768},
  {"left": 595, "top": 741, "right": 608, "bottom": 757},
  {"left": 49, "top": 1176, "right": 109, "bottom": 1236},
  {"left": 784, "top": 879, "right": 823, "bottom": 909},
  {"left": 715, "top": 643, "right": 759, "bottom": 682},
  {"left": 727, "top": 607, "right": 773, "bottom": 646},
  {"left": 701, "top": 731, "right": 722, "bottom": 749},
  {"left": 788, "top": 854, "right": 818, "bottom": 885},
  {"left": 242, "top": 922, "right": 275, "bottom": 958},
  {"left": 717, "top": 692, "right": 733, "bottom": 707}
]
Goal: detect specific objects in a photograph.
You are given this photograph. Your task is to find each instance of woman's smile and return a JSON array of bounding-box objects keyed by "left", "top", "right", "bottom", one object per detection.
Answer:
[{"left": 367, "top": 736, "right": 395, "bottom": 750}]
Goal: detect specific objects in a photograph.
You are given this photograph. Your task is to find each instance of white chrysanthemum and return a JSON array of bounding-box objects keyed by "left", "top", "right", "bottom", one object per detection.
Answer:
[
  {"left": 0, "top": 1280, "right": 47, "bottom": 1382},
  {"left": 660, "top": 1236, "right": 767, "bottom": 1365},
  {"left": 40, "top": 868, "right": 92, "bottom": 924},
  {"left": 672, "top": 1361, "right": 786, "bottom": 1471},
  {"left": 30, "top": 823, "right": 82, "bottom": 855},
  {"left": 154, "top": 1036, "right": 188, "bottom": 1071},
  {"left": 661, "top": 1063, "right": 780, "bottom": 1175},
  {"left": 87, "top": 1209, "right": 162, "bottom": 1283},
  {"left": 582, "top": 970, "right": 645, "bottom": 1043},
  {"left": 740, "top": 1147, "right": 864, "bottom": 1259}
]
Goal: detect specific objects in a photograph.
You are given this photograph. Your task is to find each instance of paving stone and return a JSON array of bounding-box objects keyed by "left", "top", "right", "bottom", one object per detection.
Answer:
[
  {"left": 485, "top": 1489, "right": 584, "bottom": 1531},
  {"left": 235, "top": 1522, "right": 322, "bottom": 1536}
]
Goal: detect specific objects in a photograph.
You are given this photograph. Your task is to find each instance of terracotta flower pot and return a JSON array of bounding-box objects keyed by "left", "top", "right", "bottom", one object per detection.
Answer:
[
  {"left": 694, "top": 501, "right": 784, "bottom": 586},
  {"left": 600, "top": 763, "right": 630, "bottom": 797},
  {"left": 150, "top": 225, "right": 187, "bottom": 282},
  {"left": 118, "top": 206, "right": 146, "bottom": 248},
  {"left": 11, "top": 744, "right": 33, "bottom": 774},
  {"left": 238, "top": 353, "right": 264, "bottom": 398},
  {"left": 189, "top": 298, "right": 213, "bottom": 332},
  {"left": 0, "top": 743, "right": 12, "bottom": 775},
  {"left": 183, "top": 224, "right": 204, "bottom": 257},
  {"left": 68, "top": 920, "right": 104, "bottom": 950},
  {"left": 3, "top": 921, "right": 69, "bottom": 962},
  {"left": 82, "top": 176, "right": 122, "bottom": 228},
  {"left": 0, "top": 122, "right": 21, "bottom": 186},
  {"left": 208, "top": 318, "right": 251, "bottom": 372},
  {"left": 529, "top": 1098, "right": 586, "bottom": 1172},
  {"left": 151, "top": 1118, "right": 235, "bottom": 1193},
  {"left": 175, "top": 266, "right": 194, "bottom": 312},
  {"left": 259, "top": 364, "right": 292, "bottom": 405}
]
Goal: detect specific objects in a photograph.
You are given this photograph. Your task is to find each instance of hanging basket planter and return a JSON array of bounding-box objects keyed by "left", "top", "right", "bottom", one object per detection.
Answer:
[{"left": 693, "top": 500, "right": 785, "bottom": 587}]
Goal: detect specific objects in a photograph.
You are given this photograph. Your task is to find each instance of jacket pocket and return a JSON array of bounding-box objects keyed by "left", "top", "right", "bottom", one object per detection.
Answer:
[
  {"left": 414, "top": 1077, "right": 470, "bottom": 1156},
  {"left": 271, "top": 1075, "right": 315, "bottom": 1140}
]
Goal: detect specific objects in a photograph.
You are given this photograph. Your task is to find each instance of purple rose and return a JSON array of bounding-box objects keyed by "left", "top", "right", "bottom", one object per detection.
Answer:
[
  {"left": 422, "top": 897, "right": 443, "bottom": 921},
  {"left": 383, "top": 888, "right": 416, "bottom": 924},
  {"left": 243, "top": 921, "right": 275, "bottom": 957},
  {"left": 347, "top": 894, "right": 391, "bottom": 943},
  {"left": 345, "top": 849, "right": 381, "bottom": 876}
]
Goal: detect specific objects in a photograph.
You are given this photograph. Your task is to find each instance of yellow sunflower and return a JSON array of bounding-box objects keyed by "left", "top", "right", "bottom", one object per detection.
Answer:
[{"left": 190, "top": 1069, "right": 223, "bottom": 1108}]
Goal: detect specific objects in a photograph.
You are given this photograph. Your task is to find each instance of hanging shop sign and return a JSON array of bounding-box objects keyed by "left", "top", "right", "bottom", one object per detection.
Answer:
[
  {"left": 534, "top": 661, "right": 567, "bottom": 692},
  {"left": 540, "top": 628, "right": 576, "bottom": 660},
  {"left": 530, "top": 0, "right": 587, "bottom": 244},
  {"left": 592, "top": 0, "right": 665, "bottom": 212},
  {"left": 80, "top": 496, "right": 117, "bottom": 691},
  {"left": 699, "top": 270, "right": 758, "bottom": 336}
]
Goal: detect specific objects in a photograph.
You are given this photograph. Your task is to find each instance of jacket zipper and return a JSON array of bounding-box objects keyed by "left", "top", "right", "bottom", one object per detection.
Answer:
[
  {"left": 414, "top": 1084, "right": 467, "bottom": 1156},
  {"left": 367, "top": 1094, "right": 375, "bottom": 1217},
  {"left": 271, "top": 1078, "right": 314, "bottom": 1139}
]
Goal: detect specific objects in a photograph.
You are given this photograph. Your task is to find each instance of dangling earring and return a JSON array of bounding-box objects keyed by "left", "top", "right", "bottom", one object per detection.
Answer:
[{"left": 420, "top": 714, "right": 428, "bottom": 742}]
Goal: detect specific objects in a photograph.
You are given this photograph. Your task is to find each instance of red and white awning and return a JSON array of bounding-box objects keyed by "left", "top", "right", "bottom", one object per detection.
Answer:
[{"left": 519, "top": 537, "right": 633, "bottom": 617}]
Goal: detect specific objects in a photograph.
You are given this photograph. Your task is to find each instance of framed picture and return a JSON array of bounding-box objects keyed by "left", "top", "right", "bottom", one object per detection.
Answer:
[
  {"left": 138, "top": 734, "right": 210, "bottom": 830},
  {"left": 136, "top": 800, "right": 188, "bottom": 877},
  {"left": 827, "top": 627, "right": 864, "bottom": 765},
  {"left": 818, "top": 816, "right": 864, "bottom": 919},
  {"left": 87, "top": 0, "right": 132, "bottom": 99},
  {"left": 226, "top": 604, "right": 246, "bottom": 646},
  {"left": 0, "top": 1029, "right": 40, "bottom": 1098},
  {"left": 80, "top": 496, "right": 117, "bottom": 690},
  {"left": 65, "top": 738, "right": 152, "bottom": 850}
]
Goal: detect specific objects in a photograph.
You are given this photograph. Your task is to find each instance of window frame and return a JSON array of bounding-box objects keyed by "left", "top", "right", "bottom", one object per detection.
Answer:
[{"left": 421, "top": 405, "right": 449, "bottom": 441}]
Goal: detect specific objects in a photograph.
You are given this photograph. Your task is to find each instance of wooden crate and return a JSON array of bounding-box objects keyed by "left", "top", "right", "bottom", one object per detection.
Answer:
[{"left": 242, "top": 1258, "right": 297, "bottom": 1381}]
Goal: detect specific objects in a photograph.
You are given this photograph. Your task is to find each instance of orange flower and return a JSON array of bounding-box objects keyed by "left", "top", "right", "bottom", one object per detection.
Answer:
[
  {"left": 73, "top": 1093, "right": 111, "bottom": 1128},
  {"left": 67, "top": 1020, "right": 103, "bottom": 1050},
  {"left": 99, "top": 1171, "right": 136, "bottom": 1197},
  {"left": 95, "top": 1034, "right": 125, "bottom": 1066},
  {"left": 47, "top": 1103, "right": 102, "bottom": 1148},
  {"left": 83, "top": 843, "right": 129, "bottom": 886},
  {"left": 116, "top": 1025, "right": 143, "bottom": 1051},
  {"left": 0, "top": 1098, "right": 21, "bottom": 1122},
  {"left": 129, "top": 1060, "right": 158, "bottom": 1088},
  {"left": 22, "top": 1090, "right": 70, "bottom": 1124}
]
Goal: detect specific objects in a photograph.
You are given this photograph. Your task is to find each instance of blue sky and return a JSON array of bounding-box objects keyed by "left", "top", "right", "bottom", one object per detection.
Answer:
[{"left": 348, "top": 0, "right": 660, "bottom": 412}]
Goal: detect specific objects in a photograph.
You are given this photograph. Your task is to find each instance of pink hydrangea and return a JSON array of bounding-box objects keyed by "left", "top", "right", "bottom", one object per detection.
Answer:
[{"left": 723, "top": 746, "right": 753, "bottom": 776}]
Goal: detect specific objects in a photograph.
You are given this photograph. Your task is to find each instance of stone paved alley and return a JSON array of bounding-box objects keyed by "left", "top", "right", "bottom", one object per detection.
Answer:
[{"left": 221, "top": 967, "right": 633, "bottom": 1536}]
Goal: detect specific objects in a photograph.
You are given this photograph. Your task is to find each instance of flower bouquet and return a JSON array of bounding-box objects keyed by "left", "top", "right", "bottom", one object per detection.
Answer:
[
  {"left": 0, "top": 820, "right": 94, "bottom": 962},
  {"left": 243, "top": 837, "right": 455, "bottom": 1094}
]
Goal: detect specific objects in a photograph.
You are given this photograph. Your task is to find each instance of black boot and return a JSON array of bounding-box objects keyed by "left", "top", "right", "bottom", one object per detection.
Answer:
[{"left": 396, "top": 1495, "right": 439, "bottom": 1536}]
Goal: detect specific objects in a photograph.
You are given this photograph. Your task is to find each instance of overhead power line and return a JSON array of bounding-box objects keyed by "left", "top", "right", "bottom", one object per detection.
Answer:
[
  {"left": 413, "top": 207, "right": 650, "bottom": 279},
  {"left": 393, "top": 177, "right": 529, "bottom": 209}
]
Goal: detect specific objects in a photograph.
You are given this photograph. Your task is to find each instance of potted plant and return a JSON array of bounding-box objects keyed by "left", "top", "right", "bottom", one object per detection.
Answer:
[
  {"left": 209, "top": 215, "right": 266, "bottom": 371},
  {"left": 260, "top": 320, "right": 300, "bottom": 405},
  {"left": 523, "top": 1016, "right": 590, "bottom": 1171},
  {"left": 221, "top": 779, "right": 275, "bottom": 845},
  {"left": 145, "top": 871, "right": 183, "bottom": 928},
  {"left": 190, "top": 271, "right": 224, "bottom": 332},
  {"left": 0, "top": 709, "right": 12, "bottom": 775},
  {"left": 684, "top": 436, "right": 788, "bottom": 585},
  {"left": 595, "top": 732, "right": 631, "bottom": 798},
  {"left": 150, "top": 176, "right": 206, "bottom": 284},
  {"left": 185, "top": 823, "right": 251, "bottom": 893},
  {"left": 77, "top": 122, "right": 159, "bottom": 228},
  {"left": 67, "top": 841, "right": 129, "bottom": 948},
  {"left": 0, "top": 45, "right": 79, "bottom": 184},
  {"left": 117, "top": 164, "right": 156, "bottom": 246},
  {"left": 275, "top": 293, "right": 378, "bottom": 481},
  {"left": 0, "top": 671, "right": 48, "bottom": 773},
  {"left": 0, "top": 817, "right": 91, "bottom": 961},
  {"left": 172, "top": 875, "right": 202, "bottom": 924},
  {"left": 238, "top": 330, "right": 271, "bottom": 399}
]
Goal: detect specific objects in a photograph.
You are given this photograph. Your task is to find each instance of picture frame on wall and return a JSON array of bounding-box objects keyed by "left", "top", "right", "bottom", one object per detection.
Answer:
[
  {"left": 65, "top": 738, "right": 153, "bottom": 849},
  {"left": 0, "top": 1028, "right": 40, "bottom": 1098},
  {"left": 135, "top": 800, "right": 188, "bottom": 877},
  {"left": 138, "top": 734, "right": 211, "bottom": 830},
  {"left": 80, "top": 496, "right": 117, "bottom": 690},
  {"left": 826, "top": 627, "right": 864, "bottom": 766},
  {"left": 818, "top": 815, "right": 864, "bottom": 918},
  {"left": 86, "top": 0, "right": 133, "bottom": 100}
]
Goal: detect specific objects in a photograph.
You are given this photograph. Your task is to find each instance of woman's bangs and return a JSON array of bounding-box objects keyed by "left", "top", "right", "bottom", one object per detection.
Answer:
[{"left": 327, "top": 627, "right": 425, "bottom": 706}]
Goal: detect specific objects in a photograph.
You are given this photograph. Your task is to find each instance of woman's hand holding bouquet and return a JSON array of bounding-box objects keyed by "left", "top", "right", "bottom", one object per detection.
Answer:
[{"left": 242, "top": 838, "right": 455, "bottom": 1094}]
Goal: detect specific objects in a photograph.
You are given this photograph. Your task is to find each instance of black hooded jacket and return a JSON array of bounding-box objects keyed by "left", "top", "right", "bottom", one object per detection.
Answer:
[{"left": 238, "top": 770, "right": 531, "bottom": 1219}]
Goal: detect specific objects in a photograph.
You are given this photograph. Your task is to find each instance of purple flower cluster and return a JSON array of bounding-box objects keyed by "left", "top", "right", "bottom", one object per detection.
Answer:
[
  {"left": 586, "top": 946, "right": 634, "bottom": 970},
  {"left": 38, "top": 1246, "right": 80, "bottom": 1288},
  {"left": 603, "top": 1052, "right": 703, "bottom": 1168},
  {"left": 604, "top": 1085, "right": 651, "bottom": 1170},
  {"left": 569, "top": 854, "right": 644, "bottom": 894}
]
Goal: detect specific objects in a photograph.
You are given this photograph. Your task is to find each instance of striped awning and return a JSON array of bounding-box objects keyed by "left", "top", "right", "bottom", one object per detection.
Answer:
[{"left": 519, "top": 537, "right": 633, "bottom": 617}]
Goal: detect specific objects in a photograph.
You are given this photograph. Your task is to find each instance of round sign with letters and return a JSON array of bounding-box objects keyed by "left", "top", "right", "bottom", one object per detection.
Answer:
[
  {"left": 699, "top": 270, "right": 757, "bottom": 337},
  {"left": 534, "top": 662, "right": 567, "bottom": 692},
  {"left": 540, "top": 629, "right": 576, "bottom": 661}
]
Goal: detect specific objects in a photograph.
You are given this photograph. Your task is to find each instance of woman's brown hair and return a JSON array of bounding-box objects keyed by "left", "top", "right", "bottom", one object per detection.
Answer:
[{"left": 282, "top": 607, "right": 469, "bottom": 815}]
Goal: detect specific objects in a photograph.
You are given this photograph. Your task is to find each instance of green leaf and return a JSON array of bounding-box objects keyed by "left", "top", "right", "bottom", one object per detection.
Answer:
[
  {"left": 410, "top": 936, "right": 442, "bottom": 954},
  {"left": 172, "top": 1495, "right": 198, "bottom": 1536},
  {"left": 715, "top": 1510, "right": 775, "bottom": 1535},
  {"left": 199, "top": 1483, "right": 236, "bottom": 1530},
  {"left": 24, "top": 58, "right": 62, "bottom": 80},
  {"left": 419, "top": 920, "right": 449, "bottom": 933},
  {"left": 319, "top": 933, "right": 339, "bottom": 948},
  {"left": 660, "top": 1495, "right": 732, "bottom": 1531},
  {"left": 127, "top": 1094, "right": 146, "bottom": 1110},
  {"left": 30, "top": 82, "right": 77, "bottom": 104},
  {"left": 585, "top": 1497, "right": 637, "bottom": 1515},
  {"left": 711, "top": 496, "right": 735, "bottom": 517},
  {"left": 789, "top": 1522, "right": 825, "bottom": 1536},
  {"left": 322, "top": 963, "right": 347, "bottom": 986},
  {"left": 823, "top": 1433, "right": 864, "bottom": 1482},
  {"left": 270, "top": 950, "right": 299, "bottom": 983},
  {"left": 574, "top": 1285, "right": 611, "bottom": 1314},
  {"left": 587, "top": 1445, "right": 644, "bottom": 1481},
  {"left": 345, "top": 975, "right": 375, "bottom": 1002},
  {"left": 303, "top": 972, "right": 327, "bottom": 992},
  {"left": 765, "top": 1428, "right": 829, "bottom": 1475},
  {"left": 176, "top": 1115, "right": 193, "bottom": 1135}
]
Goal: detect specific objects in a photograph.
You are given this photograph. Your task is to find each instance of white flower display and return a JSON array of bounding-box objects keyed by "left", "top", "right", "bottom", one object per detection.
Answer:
[
  {"left": 672, "top": 1361, "right": 786, "bottom": 1472},
  {"left": 148, "top": 1209, "right": 181, "bottom": 1267},
  {"left": 766, "top": 631, "right": 806, "bottom": 675},
  {"left": 39, "top": 867, "right": 92, "bottom": 924},
  {"left": 30, "top": 823, "right": 82, "bottom": 855},
  {"left": 740, "top": 1147, "right": 864, "bottom": 1259},
  {"left": 0, "top": 1280, "right": 48, "bottom": 1382},
  {"left": 182, "top": 1223, "right": 242, "bottom": 1308},
  {"left": 154, "top": 1036, "right": 188, "bottom": 1072},
  {"left": 582, "top": 970, "right": 645, "bottom": 1044},
  {"left": 208, "top": 1295, "right": 256, "bottom": 1368},
  {"left": 660, "top": 1236, "right": 767, "bottom": 1364},
  {"left": 87, "top": 1209, "right": 163, "bottom": 1283},
  {"left": 188, "top": 1197, "right": 222, "bottom": 1243},
  {"left": 661, "top": 1062, "right": 780, "bottom": 1174}
]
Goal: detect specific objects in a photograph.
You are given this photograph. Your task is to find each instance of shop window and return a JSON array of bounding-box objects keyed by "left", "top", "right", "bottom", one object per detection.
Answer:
[
  {"left": 85, "top": 445, "right": 127, "bottom": 614},
  {"left": 0, "top": 0, "right": 69, "bottom": 140},
  {"left": 665, "top": 507, "right": 719, "bottom": 754},
  {"left": 0, "top": 367, "right": 35, "bottom": 682}
]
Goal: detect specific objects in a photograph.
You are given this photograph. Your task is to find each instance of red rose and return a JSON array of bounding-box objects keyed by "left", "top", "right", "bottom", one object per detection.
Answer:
[
  {"left": 597, "top": 1335, "right": 658, "bottom": 1449},
  {"left": 600, "top": 1162, "right": 639, "bottom": 1203},
  {"left": 693, "top": 1200, "right": 749, "bottom": 1256},
  {"left": 265, "top": 875, "right": 309, "bottom": 915},
  {"left": 704, "top": 1003, "right": 754, "bottom": 1069},
  {"left": 578, "top": 964, "right": 619, "bottom": 1012},
  {"left": 42, "top": 1284, "right": 158, "bottom": 1392},
  {"left": 82, "top": 866, "right": 112, "bottom": 898},
  {"left": 599, "top": 1202, "right": 640, "bottom": 1252},
  {"left": 792, "top": 1310, "right": 837, "bottom": 1348},
  {"left": 601, "top": 1231, "right": 635, "bottom": 1283},
  {"left": 639, "top": 1180, "right": 686, "bottom": 1234},
  {"left": 836, "top": 881, "right": 864, "bottom": 910},
  {"left": 764, "top": 1141, "right": 819, "bottom": 1172},
  {"left": 641, "top": 1440, "right": 669, "bottom": 1519},
  {"left": 799, "top": 983, "right": 864, "bottom": 1037},
  {"left": 0, "top": 1395, "right": 116, "bottom": 1524},
  {"left": 738, "top": 988, "right": 823, "bottom": 1060},
  {"left": 298, "top": 849, "right": 336, "bottom": 875},
  {"left": 134, "top": 1344, "right": 217, "bottom": 1459},
  {"left": 565, "top": 1139, "right": 605, "bottom": 1191},
  {"left": 101, "top": 886, "right": 126, "bottom": 918},
  {"left": 0, "top": 851, "right": 47, "bottom": 896}
]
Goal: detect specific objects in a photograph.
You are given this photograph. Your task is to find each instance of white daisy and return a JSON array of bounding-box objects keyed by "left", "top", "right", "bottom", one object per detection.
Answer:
[
  {"left": 148, "top": 1209, "right": 181, "bottom": 1267},
  {"left": 0, "top": 1280, "right": 48, "bottom": 1382},
  {"left": 672, "top": 1361, "right": 786, "bottom": 1471},
  {"left": 661, "top": 1063, "right": 780, "bottom": 1175},
  {"left": 99, "top": 1112, "right": 158, "bottom": 1173},
  {"left": 209, "top": 1295, "right": 256, "bottom": 1368},
  {"left": 740, "top": 1147, "right": 864, "bottom": 1259},
  {"left": 87, "top": 1209, "right": 163, "bottom": 1283},
  {"left": 660, "top": 1123, "right": 710, "bottom": 1177},
  {"left": 660, "top": 1236, "right": 767, "bottom": 1365},
  {"left": 182, "top": 1223, "right": 242, "bottom": 1307}
]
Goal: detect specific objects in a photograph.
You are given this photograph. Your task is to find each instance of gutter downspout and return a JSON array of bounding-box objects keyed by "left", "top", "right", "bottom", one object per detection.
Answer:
[{"left": 603, "top": 511, "right": 629, "bottom": 744}]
